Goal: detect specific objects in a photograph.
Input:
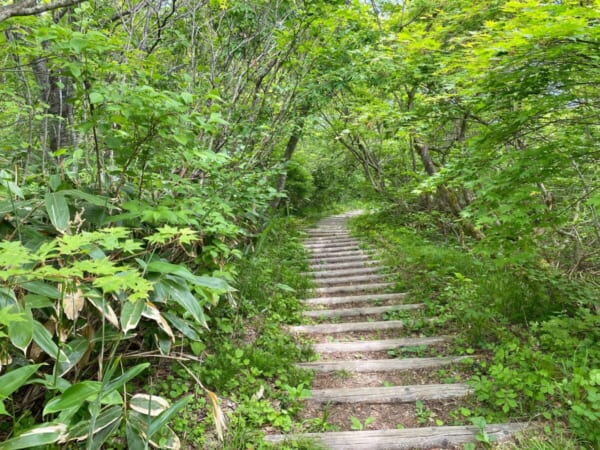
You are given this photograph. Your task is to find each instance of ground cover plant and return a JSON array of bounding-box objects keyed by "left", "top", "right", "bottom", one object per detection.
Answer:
[
  {"left": 144, "top": 216, "right": 321, "bottom": 449},
  {"left": 350, "top": 208, "right": 600, "bottom": 449},
  {"left": 1, "top": 0, "right": 599, "bottom": 448}
]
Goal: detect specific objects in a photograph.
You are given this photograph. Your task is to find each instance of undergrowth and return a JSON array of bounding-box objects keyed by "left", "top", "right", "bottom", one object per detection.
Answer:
[
  {"left": 147, "top": 216, "right": 320, "bottom": 449},
  {"left": 350, "top": 207, "right": 600, "bottom": 449}
]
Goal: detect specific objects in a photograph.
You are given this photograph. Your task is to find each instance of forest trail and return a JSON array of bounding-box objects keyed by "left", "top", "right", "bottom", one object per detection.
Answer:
[{"left": 266, "top": 212, "right": 528, "bottom": 449}]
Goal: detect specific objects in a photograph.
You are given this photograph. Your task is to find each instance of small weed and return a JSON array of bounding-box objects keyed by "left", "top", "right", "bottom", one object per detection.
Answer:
[
  {"left": 306, "top": 403, "right": 338, "bottom": 432},
  {"left": 350, "top": 416, "right": 375, "bottom": 430},
  {"left": 335, "top": 370, "right": 352, "bottom": 380},
  {"left": 387, "top": 345, "right": 429, "bottom": 358},
  {"left": 414, "top": 400, "right": 434, "bottom": 425},
  {"left": 470, "top": 416, "right": 497, "bottom": 447}
]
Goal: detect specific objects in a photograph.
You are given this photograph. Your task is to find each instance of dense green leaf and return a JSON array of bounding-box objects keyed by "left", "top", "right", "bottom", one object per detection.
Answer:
[
  {"left": 8, "top": 307, "right": 33, "bottom": 353},
  {"left": 147, "top": 395, "right": 191, "bottom": 437},
  {"left": 67, "top": 405, "right": 122, "bottom": 441},
  {"left": 103, "top": 363, "right": 150, "bottom": 394},
  {"left": 44, "top": 192, "right": 70, "bottom": 234},
  {"left": 61, "top": 189, "right": 110, "bottom": 207},
  {"left": 147, "top": 260, "right": 230, "bottom": 291},
  {"left": 0, "top": 424, "right": 66, "bottom": 450},
  {"left": 0, "top": 364, "right": 43, "bottom": 399},
  {"left": 120, "top": 299, "right": 145, "bottom": 333},
  {"left": 164, "top": 281, "right": 207, "bottom": 328},
  {"left": 22, "top": 281, "right": 61, "bottom": 300},
  {"left": 32, "top": 320, "right": 60, "bottom": 359},
  {"left": 43, "top": 381, "right": 101, "bottom": 415},
  {"left": 129, "top": 394, "right": 171, "bottom": 417}
]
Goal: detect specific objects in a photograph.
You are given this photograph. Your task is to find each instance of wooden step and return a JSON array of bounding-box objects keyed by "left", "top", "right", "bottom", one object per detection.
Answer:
[
  {"left": 309, "top": 248, "right": 373, "bottom": 258},
  {"left": 264, "top": 423, "right": 528, "bottom": 449},
  {"left": 296, "top": 356, "right": 472, "bottom": 372},
  {"left": 310, "top": 225, "right": 346, "bottom": 229},
  {"left": 304, "top": 238, "right": 357, "bottom": 245},
  {"left": 304, "top": 239, "right": 360, "bottom": 250},
  {"left": 314, "top": 282, "right": 395, "bottom": 295},
  {"left": 303, "top": 292, "right": 407, "bottom": 306},
  {"left": 308, "top": 383, "right": 472, "bottom": 403},
  {"left": 309, "top": 254, "right": 373, "bottom": 264},
  {"left": 306, "top": 231, "right": 350, "bottom": 236},
  {"left": 305, "top": 242, "right": 360, "bottom": 250},
  {"left": 315, "top": 274, "right": 387, "bottom": 286},
  {"left": 308, "top": 246, "right": 361, "bottom": 255},
  {"left": 309, "top": 260, "right": 382, "bottom": 271},
  {"left": 309, "top": 250, "right": 370, "bottom": 260},
  {"left": 313, "top": 336, "right": 448, "bottom": 353},
  {"left": 289, "top": 319, "right": 407, "bottom": 334},
  {"left": 310, "top": 225, "right": 346, "bottom": 228},
  {"left": 306, "top": 267, "right": 381, "bottom": 278},
  {"left": 306, "top": 236, "right": 352, "bottom": 241},
  {"left": 303, "top": 304, "right": 422, "bottom": 318}
]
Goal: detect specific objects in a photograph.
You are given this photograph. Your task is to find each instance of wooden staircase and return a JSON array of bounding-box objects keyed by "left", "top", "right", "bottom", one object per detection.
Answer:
[{"left": 265, "top": 212, "right": 527, "bottom": 449}]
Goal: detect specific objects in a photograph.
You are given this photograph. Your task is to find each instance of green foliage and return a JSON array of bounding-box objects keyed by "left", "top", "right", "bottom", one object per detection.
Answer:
[
  {"left": 137, "top": 216, "right": 315, "bottom": 447},
  {"left": 282, "top": 159, "right": 315, "bottom": 212},
  {"left": 0, "top": 0, "right": 337, "bottom": 444},
  {"left": 349, "top": 415, "right": 374, "bottom": 431},
  {"left": 2, "top": 0, "right": 600, "bottom": 446},
  {"left": 351, "top": 206, "right": 600, "bottom": 446}
]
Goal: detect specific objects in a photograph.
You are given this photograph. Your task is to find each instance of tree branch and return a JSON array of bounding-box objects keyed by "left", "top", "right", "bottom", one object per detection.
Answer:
[{"left": 0, "top": 0, "right": 86, "bottom": 23}]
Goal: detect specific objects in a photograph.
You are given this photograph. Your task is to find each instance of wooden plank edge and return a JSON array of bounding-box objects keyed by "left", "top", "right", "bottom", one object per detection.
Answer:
[{"left": 263, "top": 423, "right": 530, "bottom": 449}]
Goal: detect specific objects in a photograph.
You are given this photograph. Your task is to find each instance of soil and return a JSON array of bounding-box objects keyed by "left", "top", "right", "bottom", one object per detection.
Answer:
[
  {"left": 311, "top": 342, "right": 451, "bottom": 361},
  {"left": 299, "top": 399, "right": 465, "bottom": 431},
  {"left": 310, "top": 365, "right": 470, "bottom": 390},
  {"left": 301, "top": 327, "right": 441, "bottom": 343}
]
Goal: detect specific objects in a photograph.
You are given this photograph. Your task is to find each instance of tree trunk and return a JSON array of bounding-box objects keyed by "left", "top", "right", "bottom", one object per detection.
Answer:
[
  {"left": 413, "top": 138, "right": 484, "bottom": 240},
  {"left": 270, "top": 105, "right": 309, "bottom": 210},
  {"left": 32, "top": 46, "right": 74, "bottom": 169}
]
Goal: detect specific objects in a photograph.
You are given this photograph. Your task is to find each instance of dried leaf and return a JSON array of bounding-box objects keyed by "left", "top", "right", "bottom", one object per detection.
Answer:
[
  {"left": 142, "top": 302, "right": 175, "bottom": 341},
  {"left": 86, "top": 297, "right": 119, "bottom": 329},
  {"left": 207, "top": 390, "right": 226, "bottom": 441},
  {"left": 61, "top": 285, "right": 84, "bottom": 321},
  {"left": 252, "top": 385, "right": 264, "bottom": 401}
]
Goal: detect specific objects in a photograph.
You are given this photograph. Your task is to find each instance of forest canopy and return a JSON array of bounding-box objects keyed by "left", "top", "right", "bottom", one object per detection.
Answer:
[{"left": 0, "top": 0, "right": 598, "bottom": 448}]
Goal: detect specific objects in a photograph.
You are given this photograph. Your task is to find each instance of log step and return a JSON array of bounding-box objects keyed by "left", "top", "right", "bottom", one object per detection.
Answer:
[
  {"left": 305, "top": 242, "right": 360, "bottom": 250},
  {"left": 304, "top": 238, "right": 358, "bottom": 245},
  {"left": 264, "top": 423, "right": 528, "bottom": 449},
  {"left": 306, "top": 231, "right": 350, "bottom": 237},
  {"left": 315, "top": 274, "right": 388, "bottom": 286},
  {"left": 309, "top": 250, "right": 373, "bottom": 260},
  {"left": 289, "top": 319, "right": 408, "bottom": 334},
  {"left": 303, "top": 292, "right": 407, "bottom": 306},
  {"left": 296, "top": 356, "right": 472, "bottom": 372},
  {"left": 306, "top": 240, "right": 359, "bottom": 247},
  {"left": 314, "top": 282, "right": 395, "bottom": 295},
  {"left": 309, "top": 260, "right": 382, "bottom": 270},
  {"left": 309, "top": 247, "right": 363, "bottom": 256},
  {"left": 313, "top": 336, "right": 448, "bottom": 353},
  {"left": 309, "top": 254, "right": 373, "bottom": 264},
  {"left": 306, "top": 267, "right": 381, "bottom": 278},
  {"left": 303, "top": 304, "right": 423, "bottom": 318},
  {"left": 308, "top": 383, "right": 472, "bottom": 403}
]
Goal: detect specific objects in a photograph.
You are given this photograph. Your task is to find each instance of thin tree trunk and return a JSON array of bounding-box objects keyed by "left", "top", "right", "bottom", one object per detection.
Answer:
[{"left": 270, "top": 105, "right": 309, "bottom": 210}]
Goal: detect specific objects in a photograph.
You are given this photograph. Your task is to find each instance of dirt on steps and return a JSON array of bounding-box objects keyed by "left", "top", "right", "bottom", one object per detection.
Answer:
[{"left": 265, "top": 212, "right": 528, "bottom": 449}]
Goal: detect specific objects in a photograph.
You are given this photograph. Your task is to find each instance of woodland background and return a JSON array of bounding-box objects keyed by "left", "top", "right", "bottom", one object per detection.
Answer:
[{"left": 0, "top": 0, "right": 598, "bottom": 448}]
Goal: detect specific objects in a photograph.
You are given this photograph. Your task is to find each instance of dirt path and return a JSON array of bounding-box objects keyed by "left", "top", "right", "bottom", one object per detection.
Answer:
[{"left": 266, "top": 212, "right": 527, "bottom": 449}]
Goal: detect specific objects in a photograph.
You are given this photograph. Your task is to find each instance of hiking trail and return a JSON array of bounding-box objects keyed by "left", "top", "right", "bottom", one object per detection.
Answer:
[{"left": 265, "top": 212, "right": 528, "bottom": 449}]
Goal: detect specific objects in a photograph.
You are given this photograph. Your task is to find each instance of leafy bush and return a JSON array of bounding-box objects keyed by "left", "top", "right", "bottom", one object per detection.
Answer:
[
  {"left": 350, "top": 206, "right": 600, "bottom": 447},
  {"left": 283, "top": 159, "right": 316, "bottom": 212}
]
